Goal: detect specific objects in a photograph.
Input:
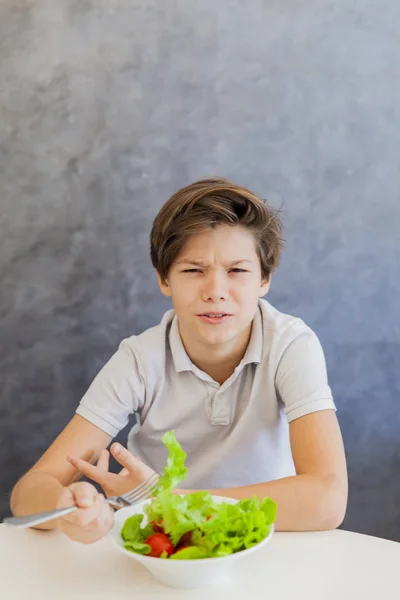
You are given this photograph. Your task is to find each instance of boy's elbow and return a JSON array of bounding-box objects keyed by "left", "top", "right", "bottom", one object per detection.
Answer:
[
  {"left": 10, "top": 477, "right": 25, "bottom": 515},
  {"left": 10, "top": 479, "right": 20, "bottom": 511},
  {"left": 319, "top": 474, "right": 348, "bottom": 530},
  {"left": 322, "top": 506, "right": 346, "bottom": 530}
]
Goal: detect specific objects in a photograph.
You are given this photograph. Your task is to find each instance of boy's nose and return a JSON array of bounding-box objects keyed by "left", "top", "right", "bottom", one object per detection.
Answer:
[{"left": 201, "top": 272, "right": 230, "bottom": 302}]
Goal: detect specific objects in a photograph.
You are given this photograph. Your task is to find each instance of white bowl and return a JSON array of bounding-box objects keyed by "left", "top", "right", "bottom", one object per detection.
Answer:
[{"left": 109, "top": 495, "right": 274, "bottom": 589}]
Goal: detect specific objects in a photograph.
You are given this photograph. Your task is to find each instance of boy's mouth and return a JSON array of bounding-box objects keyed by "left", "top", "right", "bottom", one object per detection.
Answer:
[{"left": 197, "top": 312, "right": 232, "bottom": 324}]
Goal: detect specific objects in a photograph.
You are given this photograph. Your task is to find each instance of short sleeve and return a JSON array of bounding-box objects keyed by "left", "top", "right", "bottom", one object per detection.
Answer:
[
  {"left": 75, "top": 339, "right": 146, "bottom": 437},
  {"left": 275, "top": 328, "right": 336, "bottom": 423}
]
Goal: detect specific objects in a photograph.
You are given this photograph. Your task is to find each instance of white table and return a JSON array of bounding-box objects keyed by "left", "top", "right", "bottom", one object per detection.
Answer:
[{"left": 0, "top": 525, "right": 399, "bottom": 599}]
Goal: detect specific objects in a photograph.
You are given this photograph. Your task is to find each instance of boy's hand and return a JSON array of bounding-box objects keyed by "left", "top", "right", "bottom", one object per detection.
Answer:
[
  {"left": 67, "top": 443, "right": 156, "bottom": 498},
  {"left": 56, "top": 482, "right": 114, "bottom": 544}
]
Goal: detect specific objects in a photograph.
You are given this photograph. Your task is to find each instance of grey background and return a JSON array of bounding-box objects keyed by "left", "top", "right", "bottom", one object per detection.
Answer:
[{"left": 1, "top": 1, "right": 399, "bottom": 541}]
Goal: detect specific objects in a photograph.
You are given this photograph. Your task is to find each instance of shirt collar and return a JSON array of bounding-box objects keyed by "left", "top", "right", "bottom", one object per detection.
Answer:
[
  {"left": 169, "top": 316, "right": 193, "bottom": 373},
  {"left": 241, "top": 305, "right": 263, "bottom": 366},
  {"left": 168, "top": 303, "right": 263, "bottom": 374}
]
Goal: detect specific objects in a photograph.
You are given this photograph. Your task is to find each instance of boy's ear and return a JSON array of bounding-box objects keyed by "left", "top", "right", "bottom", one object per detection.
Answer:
[
  {"left": 259, "top": 277, "right": 270, "bottom": 297},
  {"left": 156, "top": 271, "right": 172, "bottom": 297}
]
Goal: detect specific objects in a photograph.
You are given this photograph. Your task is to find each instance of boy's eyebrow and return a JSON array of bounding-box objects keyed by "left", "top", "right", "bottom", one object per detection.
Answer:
[{"left": 176, "top": 259, "right": 253, "bottom": 266}]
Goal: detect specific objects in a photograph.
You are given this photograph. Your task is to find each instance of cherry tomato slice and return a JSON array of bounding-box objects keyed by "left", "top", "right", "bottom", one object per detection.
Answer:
[{"left": 145, "top": 533, "right": 174, "bottom": 558}]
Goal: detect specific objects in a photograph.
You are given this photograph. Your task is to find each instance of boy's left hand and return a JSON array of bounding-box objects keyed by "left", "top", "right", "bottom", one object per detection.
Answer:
[{"left": 67, "top": 443, "right": 156, "bottom": 499}]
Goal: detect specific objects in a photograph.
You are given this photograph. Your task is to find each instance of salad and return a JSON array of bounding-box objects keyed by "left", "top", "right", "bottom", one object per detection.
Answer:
[{"left": 120, "top": 432, "right": 277, "bottom": 560}]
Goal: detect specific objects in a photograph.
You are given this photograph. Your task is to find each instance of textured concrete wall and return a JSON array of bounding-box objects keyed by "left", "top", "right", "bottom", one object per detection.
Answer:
[{"left": 1, "top": 1, "right": 399, "bottom": 540}]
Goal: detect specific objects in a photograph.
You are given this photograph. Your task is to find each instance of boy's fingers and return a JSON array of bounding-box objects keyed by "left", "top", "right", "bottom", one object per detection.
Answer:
[
  {"left": 70, "top": 494, "right": 105, "bottom": 528},
  {"left": 94, "top": 502, "right": 114, "bottom": 530},
  {"left": 96, "top": 449, "right": 110, "bottom": 472},
  {"left": 111, "top": 444, "right": 155, "bottom": 482},
  {"left": 71, "top": 482, "right": 97, "bottom": 509},
  {"left": 58, "top": 482, "right": 96, "bottom": 511},
  {"left": 60, "top": 483, "right": 101, "bottom": 526},
  {"left": 68, "top": 455, "right": 106, "bottom": 486},
  {"left": 110, "top": 444, "right": 143, "bottom": 475},
  {"left": 57, "top": 485, "right": 75, "bottom": 508},
  {"left": 58, "top": 484, "right": 114, "bottom": 541}
]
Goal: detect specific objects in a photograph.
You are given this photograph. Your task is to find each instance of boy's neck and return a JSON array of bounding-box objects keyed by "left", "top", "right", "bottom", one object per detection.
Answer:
[{"left": 178, "top": 323, "right": 252, "bottom": 385}]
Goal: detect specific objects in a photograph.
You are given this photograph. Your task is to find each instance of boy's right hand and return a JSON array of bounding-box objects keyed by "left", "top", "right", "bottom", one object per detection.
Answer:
[{"left": 56, "top": 482, "right": 114, "bottom": 544}]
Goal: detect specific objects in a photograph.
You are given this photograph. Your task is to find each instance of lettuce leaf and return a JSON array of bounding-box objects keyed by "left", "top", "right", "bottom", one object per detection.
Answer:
[
  {"left": 194, "top": 496, "right": 277, "bottom": 557},
  {"left": 121, "top": 513, "right": 153, "bottom": 554},
  {"left": 154, "top": 431, "right": 188, "bottom": 494},
  {"left": 145, "top": 490, "right": 217, "bottom": 546},
  {"left": 170, "top": 546, "right": 209, "bottom": 560}
]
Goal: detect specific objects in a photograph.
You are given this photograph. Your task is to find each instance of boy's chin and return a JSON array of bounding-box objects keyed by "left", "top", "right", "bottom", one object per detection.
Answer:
[{"left": 198, "top": 329, "right": 236, "bottom": 345}]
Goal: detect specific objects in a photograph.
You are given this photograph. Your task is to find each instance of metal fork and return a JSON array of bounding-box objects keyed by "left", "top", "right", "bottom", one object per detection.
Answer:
[{"left": 3, "top": 472, "right": 160, "bottom": 529}]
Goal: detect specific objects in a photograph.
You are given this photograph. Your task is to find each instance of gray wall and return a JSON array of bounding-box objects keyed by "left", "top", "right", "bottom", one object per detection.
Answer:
[{"left": 1, "top": 1, "right": 399, "bottom": 540}]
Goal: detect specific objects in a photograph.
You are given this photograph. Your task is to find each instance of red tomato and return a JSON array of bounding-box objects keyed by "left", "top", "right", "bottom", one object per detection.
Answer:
[
  {"left": 150, "top": 520, "right": 164, "bottom": 533},
  {"left": 145, "top": 533, "right": 174, "bottom": 558}
]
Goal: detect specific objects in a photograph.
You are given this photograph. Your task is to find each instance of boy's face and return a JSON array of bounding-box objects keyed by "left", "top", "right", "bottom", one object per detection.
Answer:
[{"left": 157, "top": 225, "right": 270, "bottom": 350}]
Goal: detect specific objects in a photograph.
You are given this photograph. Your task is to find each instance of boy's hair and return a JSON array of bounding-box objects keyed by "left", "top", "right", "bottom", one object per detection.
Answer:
[{"left": 150, "top": 178, "right": 283, "bottom": 283}]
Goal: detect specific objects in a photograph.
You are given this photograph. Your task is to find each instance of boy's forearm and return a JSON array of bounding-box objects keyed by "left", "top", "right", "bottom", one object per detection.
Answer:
[
  {"left": 10, "top": 471, "right": 64, "bottom": 530},
  {"left": 184, "top": 474, "right": 347, "bottom": 532}
]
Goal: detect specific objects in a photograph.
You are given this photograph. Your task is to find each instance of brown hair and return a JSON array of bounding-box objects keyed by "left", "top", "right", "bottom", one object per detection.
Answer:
[{"left": 150, "top": 178, "right": 283, "bottom": 283}]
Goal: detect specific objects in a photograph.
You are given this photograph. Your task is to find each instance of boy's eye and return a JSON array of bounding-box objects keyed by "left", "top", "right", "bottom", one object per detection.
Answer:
[{"left": 182, "top": 268, "right": 248, "bottom": 274}]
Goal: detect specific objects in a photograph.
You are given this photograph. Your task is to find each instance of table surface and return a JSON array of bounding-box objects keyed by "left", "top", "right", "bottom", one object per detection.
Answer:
[{"left": 0, "top": 525, "right": 399, "bottom": 599}]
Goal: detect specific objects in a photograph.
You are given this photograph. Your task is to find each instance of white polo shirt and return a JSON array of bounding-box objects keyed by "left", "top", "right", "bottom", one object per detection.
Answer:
[{"left": 76, "top": 299, "right": 335, "bottom": 489}]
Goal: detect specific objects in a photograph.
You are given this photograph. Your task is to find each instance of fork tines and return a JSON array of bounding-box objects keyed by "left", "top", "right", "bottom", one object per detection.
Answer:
[{"left": 117, "top": 473, "right": 160, "bottom": 506}]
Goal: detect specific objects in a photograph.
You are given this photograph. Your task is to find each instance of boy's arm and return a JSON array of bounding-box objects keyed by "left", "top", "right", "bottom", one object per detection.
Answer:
[
  {"left": 206, "top": 409, "right": 348, "bottom": 531},
  {"left": 72, "top": 409, "right": 347, "bottom": 532},
  {"left": 10, "top": 414, "right": 112, "bottom": 529}
]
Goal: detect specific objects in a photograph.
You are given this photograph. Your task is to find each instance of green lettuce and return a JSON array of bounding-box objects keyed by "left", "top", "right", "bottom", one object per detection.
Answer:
[
  {"left": 145, "top": 491, "right": 276, "bottom": 557},
  {"left": 170, "top": 546, "right": 208, "bottom": 560},
  {"left": 193, "top": 496, "right": 277, "bottom": 557},
  {"left": 145, "top": 490, "right": 217, "bottom": 546},
  {"left": 121, "top": 431, "right": 278, "bottom": 559},
  {"left": 120, "top": 513, "right": 153, "bottom": 555},
  {"left": 154, "top": 430, "right": 187, "bottom": 494}
]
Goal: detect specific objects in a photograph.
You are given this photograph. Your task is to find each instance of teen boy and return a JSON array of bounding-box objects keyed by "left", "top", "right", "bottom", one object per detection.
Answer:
[{"left": 11, "top": 178, "right": 347, "bottom": 543}]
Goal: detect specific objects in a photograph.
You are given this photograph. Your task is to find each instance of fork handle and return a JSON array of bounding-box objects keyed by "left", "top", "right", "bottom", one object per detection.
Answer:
[
  {"left": 3, "top": 506, "right": 80, "bottom": 529},
  {"left": 3, "top": 497, "right": 122, "bottom": 530}
]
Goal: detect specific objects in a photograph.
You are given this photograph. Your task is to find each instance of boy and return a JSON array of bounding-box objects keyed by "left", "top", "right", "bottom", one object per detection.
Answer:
[{"left": 10, "top": 178, "right": 347, "bottom": 544}]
